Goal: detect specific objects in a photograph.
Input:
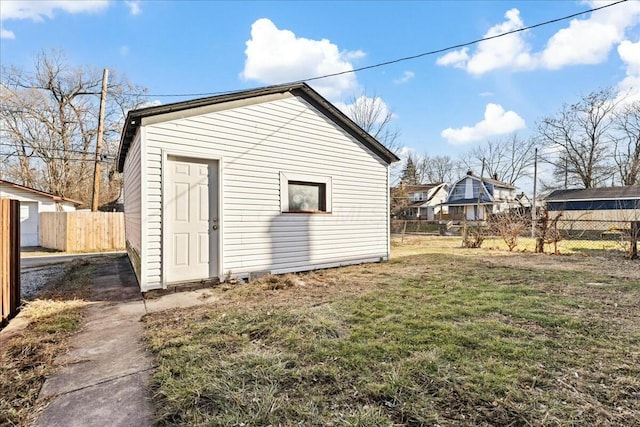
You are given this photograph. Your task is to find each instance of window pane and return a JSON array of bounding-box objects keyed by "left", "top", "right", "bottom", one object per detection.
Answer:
[
  {"left": 288, "top": 181, "right": 325, "bottom": 211},
  {"left": 451, "top": 185, "right": 465, "bottom": 200}
]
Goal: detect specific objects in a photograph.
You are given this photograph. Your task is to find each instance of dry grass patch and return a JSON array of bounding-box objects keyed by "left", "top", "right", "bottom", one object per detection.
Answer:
[
  {"left": 144, "top": 244, "right": 640, "bottom": 426},
  {"left": 0, "top": 258, "right": 105, "bottom": 426},
  {"left": 392, "top": 235, "right": 625, "bottom": 257},
  {"left": 394, "top": 235, "right": 640, "bottom": 281}
]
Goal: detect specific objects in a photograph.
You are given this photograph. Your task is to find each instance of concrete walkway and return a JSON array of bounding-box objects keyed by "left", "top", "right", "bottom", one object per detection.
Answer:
[{"left": 35, "top": 254, "right": 219, "bottom": 427}]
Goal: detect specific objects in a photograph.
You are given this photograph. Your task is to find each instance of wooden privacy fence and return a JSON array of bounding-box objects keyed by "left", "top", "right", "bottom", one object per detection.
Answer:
[
  {"left": 1, "top": 199, "right": 21, "bottom": 324},
  {"left": 41, "top": 211, "right": 125, "bottom": 252}
]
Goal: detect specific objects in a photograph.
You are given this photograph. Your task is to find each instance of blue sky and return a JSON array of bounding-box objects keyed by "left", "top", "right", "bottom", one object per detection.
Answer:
[{"left": 1, "top": 0, "right": 639, "bottom": 175}]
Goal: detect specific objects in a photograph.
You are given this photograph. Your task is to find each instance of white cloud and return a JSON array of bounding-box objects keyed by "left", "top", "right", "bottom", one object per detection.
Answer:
[
  {"left": 616, "top": 38, "right": 640, "bottom": 104},
  {"left": 436, "top": 8, "right": 535, "bottom": 75},
  {"left": 465, "top": 8, "right": 536, "bottom": 74},
  {"left": 1, "top": 27, "right": 15, "bottom": 39},
  {"left": 540, "top": 1, "right": 640, "bottom": 69},
  {"left": 140, "top": 99, "right": 162, "bottom": 108},
  {"left": 334, "top": 95, "right": 396, "bottom": 122},
  {"left": 240, "top": 18, "right": 361, "bottom": 100},
  {"left": 343, "top": 50, "right": 366, "bottom": 60},
  {"left": 120, "top": 45, "right": 130, "bottom": 56},
  {"left": 0, "top": 0, "right": 109, "bottom": 38},
  {"left": 0, "top": 0, "right": 108, "bottom": 21},
  {"left": 436, "top": 48, "right": 469, "bottom": 68},
  {"left": 479, "top": 91, "right": 494, "bottom": 97},
  {"left": 125, "top": 1, "right": 142, "bottom": 16},
  {"left": 436, "top": 1, "right": 640, "bottom": 75},
  {"left": 393, "top": 70, "right": 415, "bottom": 84},
  {"left": 441, "top": 103, "right": 526, "bottom": 145}
]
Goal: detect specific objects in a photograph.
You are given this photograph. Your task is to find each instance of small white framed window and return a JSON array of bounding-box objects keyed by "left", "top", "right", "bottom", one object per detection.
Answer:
[{"left": 280, "top": 172, "right": 332, "bottom": 213}]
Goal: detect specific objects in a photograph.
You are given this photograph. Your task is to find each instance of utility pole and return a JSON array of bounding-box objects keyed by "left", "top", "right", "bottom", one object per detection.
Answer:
[
  {"left": 531, "top": 147, "right": 538, "bottom": 238},
  {"left": 92, "top": 68, "right": 108, "bottom": 212},
  {"left": 476, "top": 158, "right": 486, "bottom": 221}
]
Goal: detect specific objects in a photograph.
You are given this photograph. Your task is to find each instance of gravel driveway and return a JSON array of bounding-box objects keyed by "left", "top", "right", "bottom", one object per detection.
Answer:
[{"left": 20, "top": 264, "right": 68, "bottom": 300}]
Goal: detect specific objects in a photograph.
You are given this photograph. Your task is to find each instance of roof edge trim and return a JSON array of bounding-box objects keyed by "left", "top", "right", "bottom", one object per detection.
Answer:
[{"left": 117, "top": 82, "right": 400, "bottom": 172}]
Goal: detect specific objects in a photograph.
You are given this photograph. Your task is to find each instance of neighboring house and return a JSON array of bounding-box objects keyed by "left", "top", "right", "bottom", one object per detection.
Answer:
[
  {"left": 403, "top": 183, "right": 450, "bottom": 220},
  {"left": 117, "top": 82, "right": 400, "bottom": 292},
  {"left": 444, "top": 172, "right": 519, "bottom": 221},
  {"left": 544, "top": 186, "right": 640, "bottom": 230},
  {"left": 515, "top": 192, "right": 532, "bottom": 209},
  {"left": 0, "top": 179, "right": 81, "bottom": 247}
]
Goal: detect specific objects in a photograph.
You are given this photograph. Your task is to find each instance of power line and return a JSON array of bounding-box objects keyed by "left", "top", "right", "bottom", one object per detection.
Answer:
[
  {"left": 123, "top": 0, "right": 628, "bottom": 98},
  {"left": 0, "top": 1, "right": 628, "bottom": 99},
  {"left": 1, "top": 153, "right": 115, "bottom": 163},
  {"left": 0, "top": 142, "right": 115, "bottom": 156}
]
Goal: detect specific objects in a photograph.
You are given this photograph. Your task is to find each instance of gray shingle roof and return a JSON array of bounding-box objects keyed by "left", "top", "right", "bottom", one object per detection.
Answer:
[{"left": 545, "top": 186, "right": 640, "bottom": 201}]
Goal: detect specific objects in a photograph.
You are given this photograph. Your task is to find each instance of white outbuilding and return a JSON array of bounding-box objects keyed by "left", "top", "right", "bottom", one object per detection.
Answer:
[
  {"left": 116, "top": 83, "right": 399, "bottom": 292},
  {"left": 0, "top": 179, "right": 81, "bottom": 247}
]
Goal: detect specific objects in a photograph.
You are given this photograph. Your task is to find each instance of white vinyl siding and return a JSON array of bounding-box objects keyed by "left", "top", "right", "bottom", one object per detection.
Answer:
[
  {"left": 0, "top": 184, "right": 77, "bottom": 246},
  {"left": 123, "top": 132, "right": 143, "bottom": 281},
  {"left": 139, "top": 94, "right": 389, "bottom": 288}
]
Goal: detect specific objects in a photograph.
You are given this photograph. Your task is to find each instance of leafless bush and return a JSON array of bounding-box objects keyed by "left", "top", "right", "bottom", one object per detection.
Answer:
[
  {"left": 489, "top": 210, "right": 529, "bottom": 251},
  {"left": 617, "top": 221, "right": 639, "bottom": 260},
  {"left": 629, "top": 222, "right": 639, "bottom": 260},
  {"left": 535, "top": 209, "right": 563, "bottom": 254},
  {"left": 462, "top": 224, "right": 486, "bottom": 248}
]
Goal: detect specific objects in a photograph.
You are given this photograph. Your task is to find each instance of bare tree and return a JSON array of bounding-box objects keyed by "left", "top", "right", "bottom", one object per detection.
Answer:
[
  {"left": 343, "top": 91, "right": 400, "bottom": 153},
  {"left": 390, "top": 185, "right": 410, "bottom": 219},
  {"left": 0, "top": 50, "right": 146, "bottom": 205},
  {"left": 421, "top": 155, "right": 456, "bottom": 183},
  {"left": 613, "top": 101, "right": 640, "bottom": 186},
  {"left": 537, "top": 88, "right": 619, "bottom": 189},
  {"left": 459, "top": 134, "right": 537, "bottom": 184}
]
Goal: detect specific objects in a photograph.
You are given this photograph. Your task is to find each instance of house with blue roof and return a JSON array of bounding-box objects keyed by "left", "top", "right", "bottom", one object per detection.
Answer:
[{"left": 444, "top": 171, "right": 521, "bottom": 222}]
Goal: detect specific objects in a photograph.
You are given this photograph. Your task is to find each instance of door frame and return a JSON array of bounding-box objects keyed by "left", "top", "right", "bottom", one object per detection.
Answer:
[{"left": 161, "top": 149, "right": 223, "bottom": 288}]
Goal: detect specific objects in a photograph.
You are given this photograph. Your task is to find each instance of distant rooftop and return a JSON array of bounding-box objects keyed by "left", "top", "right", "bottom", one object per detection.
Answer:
[
  {"left": 545, "top": 186, "right": 640, "bottom": 201},
  {"left": 398, "top": 183, "right": 444, "bottom": 193}
]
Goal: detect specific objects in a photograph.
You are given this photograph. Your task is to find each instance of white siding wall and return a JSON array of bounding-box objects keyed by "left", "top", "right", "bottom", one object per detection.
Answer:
[
  {"left": 123, "top": 132, "right": 143, "bottom": 281},
  {"left": 141, "top": 95, "right": 389, "bottom": 289},
  {"left": 39, "top": 201, "right": 59, "bottom": 212},
  {"left": 0, "top": 184, "right": 78, "bottom": 246},
  {"left": 464, "top": 178, "right": 474, "bottom": 199}
]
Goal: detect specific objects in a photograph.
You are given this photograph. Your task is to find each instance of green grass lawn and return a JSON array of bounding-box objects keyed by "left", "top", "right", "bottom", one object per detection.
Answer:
[{"left": 144, "top": 241, "right": 640, "bottom": 426}]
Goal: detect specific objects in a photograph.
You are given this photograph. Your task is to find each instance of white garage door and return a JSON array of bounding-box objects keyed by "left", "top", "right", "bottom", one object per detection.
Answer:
[{"left": 20, "top": 201, "right": 39, "bottom": 247}]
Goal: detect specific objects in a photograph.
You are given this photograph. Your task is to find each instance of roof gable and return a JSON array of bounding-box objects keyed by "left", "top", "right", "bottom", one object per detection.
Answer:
[
  {"left": 117, "top": 83, "right": 400, "bottom": 172},
  {"left": 445, "top": 176, "right": 494, "bottom": 204},
  {"left": 410, "top": 183, "right": 449, "bottom": 206},
  {"left": 461, "top": 173, "right": 515, "bottom": 189},
  {"left": 0, "top": 179, "right": 82, "bottom": 205},
  {"left": 401, "top": 183, "right": 443, "bottom": 193}
]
